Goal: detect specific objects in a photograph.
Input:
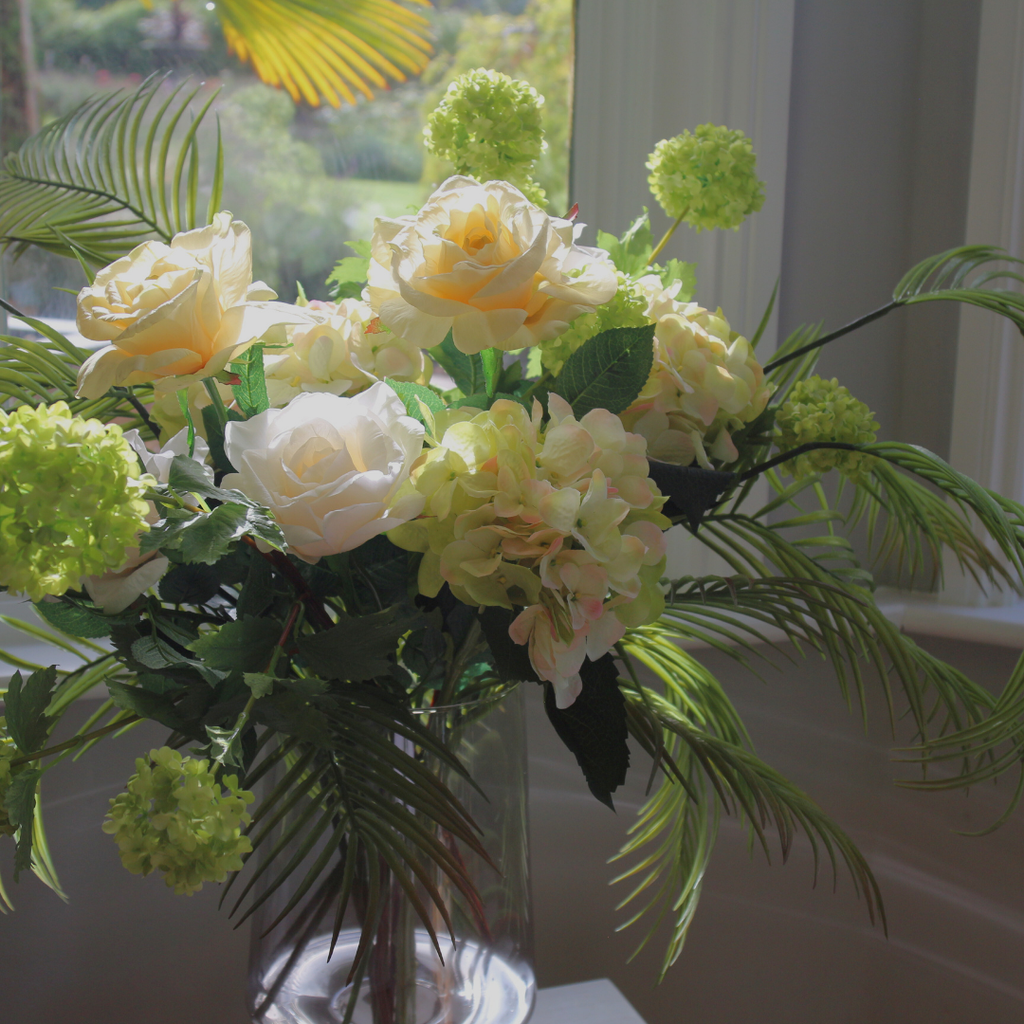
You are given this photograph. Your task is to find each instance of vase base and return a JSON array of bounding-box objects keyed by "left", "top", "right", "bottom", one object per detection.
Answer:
[{"left": 253, "top": 930, "right": 536, "bottom": 1024}]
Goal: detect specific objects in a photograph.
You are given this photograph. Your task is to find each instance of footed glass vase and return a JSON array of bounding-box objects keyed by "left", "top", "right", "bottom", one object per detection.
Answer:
[{"left": 247, "top": 685, "right": 535, "bottom": 1024}]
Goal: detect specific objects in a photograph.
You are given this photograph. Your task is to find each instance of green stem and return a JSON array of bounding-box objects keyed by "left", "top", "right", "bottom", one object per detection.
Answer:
[
  {"left": 439, "top": 618, "right": 482, "bottom": 707},
  {"left": 9, "top": 714, "right": 141, "bottom": 768},
  {"left": 521, "top": 371, "right": 552, "bottom": 402},
  {"left": 647, "top": 210, "right": 688, "bottom": 265},
  {"left": 202, "top": 375, "right": 229, "bottom": 430}
]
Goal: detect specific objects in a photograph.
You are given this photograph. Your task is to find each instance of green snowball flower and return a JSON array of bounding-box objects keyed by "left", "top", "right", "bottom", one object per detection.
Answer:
[
  {"left": 104, "top": 747, "right": 254, "bottom": 896},
  {"left": 775, "top": 376, "right": 879, "bottom": 482},
  {"left": 0, "top": 402, "right": 154, "bottom": 602},
  {"left": 424, "top": 67, "right": 547, "bottom": 205},
  {"left": 647, "top": 124, "right": 766, "bottom": 231},
  {"left": 538, "top": 270, "right": 652, "bottom": 374}
]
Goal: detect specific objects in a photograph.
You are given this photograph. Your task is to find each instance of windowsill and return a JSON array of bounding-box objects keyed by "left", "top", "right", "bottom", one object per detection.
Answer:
[{"left": 875, "top": 587, "right": 1024, "bottom": 649}]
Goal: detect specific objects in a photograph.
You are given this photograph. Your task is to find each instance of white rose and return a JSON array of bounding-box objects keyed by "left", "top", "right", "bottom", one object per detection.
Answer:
[
  {"left": 75, "top": 213, "right": 310, "bottom": 399},
  {"left": 222, "top": 383, "right": 426, "bottom": 561},
  {"left": 367, "top": 176, "right": 617, "bottom": 355},
  {"left": 264, "top": 297, "right": 428, "bottom": 408},
  {"left": 83, "top": 428, "right": 214, "bottom": 613}
]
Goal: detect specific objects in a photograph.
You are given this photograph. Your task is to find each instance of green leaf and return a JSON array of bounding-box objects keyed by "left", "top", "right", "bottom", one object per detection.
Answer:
[
  {"left": 480, "top": 348, "right": 502, "bottom": 397},
  {"left": 107, "top": 681, "right": 185, "bottom": 730},
  {"left": 158, "top": 562, "right": 223, "bottom": 605},
  {"left": 200, "top": 405, "right": 240, "bottom": 476},
  {"left": 4, "top": 667, "right": 57, "bottom": 754},
  {"left": 543, "top": 654, "right": 630, "bottom": 809},
  {"left": 206, "top": 714, "right": 249, "bottom": 768},
  {"left": 297, "top": 606, "right": 422, "bottom": 681},
  {"left": 0, "top": 75, "right": 224, "bottom": 265},
  {"left": 188, "top": 617, "right": 280, "bottom": 673},
  {"left": 596, "top": 211, "right": 654, "bottom": 276},
  {"left": 428, "top": 332, "right": 484, "bottom": 396},
  {"left": 237, "top": 554, "right": 276, "bottom": 619},
  {"left": 4, "top": 769, "right": 42, "bottom": 877},
  {"left": 32, "top": 600, "right": 113, "bottom": 639},
  {"left": 478, "top": 607, "right": 539, "bottom": 684},
  {"left": 244, "top": 673, "right": 276, "bottom": 698},
  {"left": 648, "top": 463, "right": 737, "bottom": 533},
  {"left": 658, "top": 259, "right": 697, "bottom": 300},
  {"left": 326, "top": 255, "right": 371, "bottom": 301},
  {"left": 385, "top": 378, "right": 445, "bottom": 426},
  {"left": 230, "top": 343, "right": 270, "bottom": 419},
  {"left": 551, "top": 324, "right": 655, "bottom": 417}
]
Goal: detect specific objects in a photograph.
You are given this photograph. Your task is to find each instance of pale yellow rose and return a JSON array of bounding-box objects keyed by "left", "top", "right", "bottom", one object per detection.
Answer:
[
  {"left": 263, "top": 297, "right": 429, "bottom": 408},
  {"left": 367, "top": 176, "right": 617, "bottom": 355},
  {"left": 75, "top": 213, "right": 309, "bottom": 399}
]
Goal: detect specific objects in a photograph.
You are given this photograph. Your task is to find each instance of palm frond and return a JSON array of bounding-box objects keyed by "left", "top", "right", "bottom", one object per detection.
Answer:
[
  {"left": 232, "top": 688, "right": 490, "bottom": 1017},
  {"left": 0, "top": 76, "right": 223, "bottom": 265},
  {"left": 216, "top": 0, "right": 433, "bottom": 109}
]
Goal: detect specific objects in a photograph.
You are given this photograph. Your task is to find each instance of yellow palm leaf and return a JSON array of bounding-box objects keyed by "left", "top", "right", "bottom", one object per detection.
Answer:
[{"left": 214, "top": 0, "right": 434, "bottom": 108}]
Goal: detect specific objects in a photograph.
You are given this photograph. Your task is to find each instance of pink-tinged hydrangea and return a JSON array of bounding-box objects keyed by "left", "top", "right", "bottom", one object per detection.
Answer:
[
  {"left": 388, "top": 394, "right": 669, "bottom": 707},
  {"left": 263, "top": 297, "right": 429, "bottom": 408},
  {"left": 620, "top": 276, "right": 773, "bottom": 467}
]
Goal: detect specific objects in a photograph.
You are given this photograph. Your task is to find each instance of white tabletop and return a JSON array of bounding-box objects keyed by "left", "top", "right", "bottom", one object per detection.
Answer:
[{"left": 532, "top": 979, "right": 648, "bottom": 1024}]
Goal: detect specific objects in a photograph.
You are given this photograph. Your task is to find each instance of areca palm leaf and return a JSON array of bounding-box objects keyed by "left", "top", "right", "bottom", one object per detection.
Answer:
[
  {"left": 0, "top": 76, "right": 223, "bottom": 265},
  {"left": 215, "top": 0, "right": 433, "bottom": 109}
]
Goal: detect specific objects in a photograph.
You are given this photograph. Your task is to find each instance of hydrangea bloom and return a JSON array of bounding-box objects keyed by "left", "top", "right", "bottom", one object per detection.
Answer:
[
  {"left": 774, "top": 376, "right": 878, "bottom": 482},
  {"left": 388, "top": 396, "right": 669, "bottom": 707},
  {"left": 0, "top": 403, "right": 155, "bottom": 601},
  {"left": 103, "top": 747, "right": 254, "bottom": 896},
  {"left": 647, "top": 124, "right": 765, "bottom": 231},
  {"left": 263, "top": 297, "right": 428, "bottom": 408},
  {"left": 424, "top": 68, "right": 547, "bottom": 205},
  {"left": 620, "top": 278, "right": 773, "bottom": 467}
]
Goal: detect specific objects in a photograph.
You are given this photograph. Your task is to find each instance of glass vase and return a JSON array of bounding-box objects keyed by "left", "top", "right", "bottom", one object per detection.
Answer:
[{"left": 246, "top": 685, "right": 535, "bottom": 1024}]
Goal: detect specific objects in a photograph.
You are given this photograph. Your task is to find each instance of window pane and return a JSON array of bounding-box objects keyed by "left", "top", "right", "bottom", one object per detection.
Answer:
[{"left": 1, "top": 0, "right": 573, "bottom": 325}]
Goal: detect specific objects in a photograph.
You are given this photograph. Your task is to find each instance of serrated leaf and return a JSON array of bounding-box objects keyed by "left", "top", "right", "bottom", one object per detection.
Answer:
[
  {"left": 4, "top": 667, "right": 57, "bottom": 754},
  {"left": 189, "top": 617, "right": 280, "bottom": 673},
  {"left": 647, "top": 462, "right": 737, "bottom": 532},
  {"left": 107, "top": 681, "right": 185, "bottom": 730},
  {"left": 131, "top": 635, "right": 190, "bottom": 671},
  {"left": 385, "top": 378, "right": 445, "bottom": 425},
  {"left": 32, "top": 600, "right": 112, "bottom": 638},
  {"left": 552, "top": 324, "right": 655, "bottom": 417},
  {"left": 159, "top": 562, "right": 223, "bottom": 605},
  {"left": 543, "top": 654, "right": 629, "bottom": 809},
  {"left": 297, "top": 606, "right": 422, "bottom": 681},
  {"left": 206, "top": 715, "right": 247, "bottom": 768},
  {"left": 326, "top": 255, "right": 371, "bottom": 301},
  {"left": 479, "top": 606, "right": 539, "bottom": 684},
  {"left": 659, "top": 259, "right": 696, "bottom": 301},
  {"left": 596, "top": 211, "right": 654, "bottom": 277},
  {"left": 231, "top": 343, "right": 270, "bottom": 419},
  {"left": 429, "top": 332, "right": 484, "bottom": 396},
  {"left": 237, "top": 554, "right": 276, "bottom": 618},
  {"left": 4, "top": 769, "right": 41, "bottom": 876},
  {"left": 244, "top": 673, "right": 276, "bottom": 698}
]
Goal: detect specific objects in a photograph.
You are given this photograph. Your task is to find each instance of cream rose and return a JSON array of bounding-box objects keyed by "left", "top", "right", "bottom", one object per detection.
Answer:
[
  {"left": 367, "top": 176, "right": 617, "bottom": 355},
  {"left": 75, "top": 213, "right": 309, "bottom": 399},
  {"left": 263, "top": 297, "right": 428, "bottom": 408},
  {"left": 221, "top": 383, "right": 426, "bottom": 561}
]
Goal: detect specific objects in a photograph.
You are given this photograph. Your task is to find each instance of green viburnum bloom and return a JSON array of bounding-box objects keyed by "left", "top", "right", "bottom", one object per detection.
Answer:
[
  {"left": 774, "top": 376, "right": 879, "bottom": 482},
  {"left": 424, "top": 67, "right": 547, "bottom": 205},
  {"left": 0, "top": 402, "right": 154, "bottom": 601},
  {"left": 537, "top": 270, "right": 652, "bottom": 374},
  {"left": 647, "top": 124, "right": 766, "bottom": 231},
  {"left": 104, "top": 747, "right": 254, "bottom": 896}
]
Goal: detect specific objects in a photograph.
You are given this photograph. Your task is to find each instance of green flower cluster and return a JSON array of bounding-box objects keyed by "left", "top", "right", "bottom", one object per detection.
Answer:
[
  {"left": 774, "top": 376, "right": 879, "bottom": 482},
  {"left": 0, "top": 402, "right": 154, "bottom": 601},
  {"left": 103, "top": 747, "right": 254, "bottom": 896},
  {"left": 647, "top": 124, "right": 765, "bottom": 231},
  {"left": 537, "top": 271, "right": 652, "bottom": 374},
  {"left": 423, "top": 67, "right": 547, "bottom": 205}
]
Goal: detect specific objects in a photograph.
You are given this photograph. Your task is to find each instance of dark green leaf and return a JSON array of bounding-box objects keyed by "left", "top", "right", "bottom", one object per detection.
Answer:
[
  {"left": 4, "top": 769, "right": 41, "bottom": 877},
  {"left": 159, "top": 562, "right": 223, "bottom": 605},
  {"left": 200, "top": 405, "right": 240, "bottom": 475},
  {"left": 188, "top": 616, "right": 280, "bottom": 673},
  {"left": 543, "top": 654, "right": 630, "bottom": 809},
  {"left": 237, "top": 553, "right": 276, "bottom": 618},
  {"left": 244, "top": 673, "right": 276, "bottom": 698},
  {"left": 107, "top": 681, "right": 185, "bottom": 730},
  {"left": 231, "top": 343, "right": 270, "bottom": 419},
  {"left": 131, "top": 635, "right": 191, "bottom": 671},
  {"left": 4, "top": 667, "right": 57, "bottom": 754},
  {"left": 648, "top": 462, "right": 737, "bottom": 532},
  {"left": 552, "top": 324, "right": 655, "bottom": 417},
  {"left": 297, "top": 606, "right": 422, "bottom": 681},
  {"left": 429, "top": 332, "right": 484, "bottom": 396},
  {"left": 479, "top": 606, "right": 539, "bottom": 684},
  {"left": 206, "top": 716, "right": 247, "bottom": 768},
  {"left": 32, "top": 600, "right": 112, "bottom": 638},
  {"left": 385, "top": 378, "right": 445, "bottom": 425}
]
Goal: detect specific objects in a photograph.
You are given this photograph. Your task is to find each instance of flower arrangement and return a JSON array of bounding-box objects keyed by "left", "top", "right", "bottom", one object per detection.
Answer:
[{"left": 4, "top": 68, "right": 1024, "bottom": 1017}]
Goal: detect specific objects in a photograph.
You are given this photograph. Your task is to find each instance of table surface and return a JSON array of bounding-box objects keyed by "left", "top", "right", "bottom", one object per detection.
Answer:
[{"left": 532, "top": 979, "right": 648, "bottom": 1024}]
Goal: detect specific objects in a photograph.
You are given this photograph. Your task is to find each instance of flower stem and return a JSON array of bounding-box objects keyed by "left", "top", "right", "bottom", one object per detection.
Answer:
[
  {"left": 9, "top": 714, "right": 141, "bottom": 768},
  {"left": 647, "top": 210, "right": 688, "bottom": 265},
  {"left": 202, "top": 376, "right": 230, "bottom": 430}
]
